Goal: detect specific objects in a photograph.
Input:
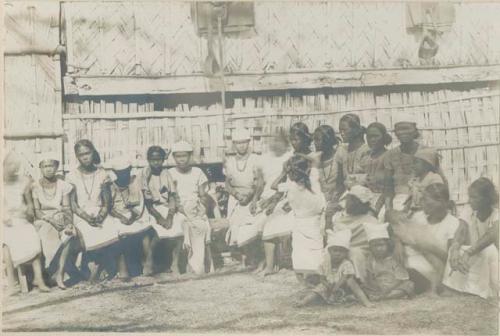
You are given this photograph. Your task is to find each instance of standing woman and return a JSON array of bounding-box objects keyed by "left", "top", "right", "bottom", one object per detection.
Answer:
[
  {"left": 312, "top": 125, "right": 344, "bottom": 230},
  {"left": 272, "top": 155, "right": 325, "bottom": 284},
  {"left": 3, "top": 151, "right": 49, "bottom": 293},
  {"left": 360, "top": 122, "right": 392, "bottom": 216},
  {"left": 141, "top": 146, "right": 184, "bottom": 276},
  {"left": 336, "top": 114, "right": 370, "bottom": 190},
  {"left": 66, "top": 140, "right": 122, "bottom": 281},
  {"left": 31, "top": 152, "right": 79, "bottom": 289},
  {"left": 224, "top": 128, "right": 265, "bottom": 269}
]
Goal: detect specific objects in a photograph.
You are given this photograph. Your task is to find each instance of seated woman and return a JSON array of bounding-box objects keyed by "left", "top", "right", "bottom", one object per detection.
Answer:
[
  {"left": 3, "top": 151, "right": 49, "bottom": 293},
  {"left": 331, "top": 185, "right": 378, "bottom": 283},
  {"left": 31, "top": 152, "right": 79, "bottom": 289},
  {"left": 66, "top": 140, "right": 123, "bottom": 282},
  {"left": 387, "top": 183, "right": 459, "bottom": 294},
  {"left": 443, "top": 178, "right": 499, "bottom": 299},
  {"left": 272, "top": 155, "right": 325, "bottom": 285},
  {"left": 224, "top": 128, "right": 265, "bottom": 270},
  {"left": 108, "top": 157, "right": 152, "bottom": 279}
]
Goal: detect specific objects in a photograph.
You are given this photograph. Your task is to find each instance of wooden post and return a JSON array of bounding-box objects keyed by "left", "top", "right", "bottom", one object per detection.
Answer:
[{"left": 17, "top": 266, "right": 29, "bottom": 293}]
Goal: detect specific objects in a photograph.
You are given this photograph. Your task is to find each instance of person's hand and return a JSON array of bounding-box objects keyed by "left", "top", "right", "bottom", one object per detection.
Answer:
[
  {"left": 457, "top": 250, "right": 472, "bottom": 274},
  {"left": 239, "top": 194, "right": 252, "bottom": 207},
  {"left": 164, "top": 215, "right": 174, "bottom": 230},
  {"left": 282, "top": 202, "right": 292, "bottom": 213},
  {"left": 52, "top": 219, "right": 66, "bottom": 232},
  {"left": 449, "top": 244, "right": 462, "bottom": 272},
  {"left": 249, "top": 200, "right": 258, "bottom": 215},
  {"left": 120, "top": 216, "right": 130, "bottom": 225},
  {"left": 64, "top": 224, "right": 76, "bottom": 236}
]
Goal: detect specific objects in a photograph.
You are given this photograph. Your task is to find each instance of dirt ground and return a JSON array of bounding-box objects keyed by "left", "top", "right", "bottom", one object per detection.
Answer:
[{"left": 2, "top": 266, "right": 499, "bottom": 334}]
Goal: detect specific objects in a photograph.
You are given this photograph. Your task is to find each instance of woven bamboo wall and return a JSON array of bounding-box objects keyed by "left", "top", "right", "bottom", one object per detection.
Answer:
[
  {"left": 63, "top": 2, "right": 500, "bottom": 76},
  {"left": 62, "top": 84, "right": 499, "bottom": 205}
]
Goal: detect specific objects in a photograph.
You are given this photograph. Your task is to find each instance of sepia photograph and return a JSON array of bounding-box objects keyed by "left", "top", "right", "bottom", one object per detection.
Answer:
[{"left": 1, "top": 0, "right": 499, "bottom": 334}]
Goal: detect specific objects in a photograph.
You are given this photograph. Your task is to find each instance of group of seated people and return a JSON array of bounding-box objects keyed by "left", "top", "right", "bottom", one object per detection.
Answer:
[{"left": 3, "top": 112, "right": 498, "bottom": 308}]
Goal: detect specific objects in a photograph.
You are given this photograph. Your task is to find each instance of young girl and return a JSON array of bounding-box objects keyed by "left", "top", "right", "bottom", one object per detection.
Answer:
[
  {"left": 262, "top": 123, "right": 316, "bottom": 275},
  {"left": 224, "top": 128, "right": 265, "bottom": 269},
  {"left": 407, "top": 148, "right": 444, "bottom": 213},
  {"left": 335, "top": 114, "right": 370, "bottom": 190},
  {"left": 313, "top": 125, "right": 344, "bottom": 231},
  {"left": 141, "top": 146, "right": 184, "bottom": 276},
  {"left": 3, "top": 151, "right": 49, "bottom": 293},
  {"left": 388, "top": 183, "right": 459, "bottom": 294},
  {"left": 444, "top": 178, "right": 499, "bottom": 299},
  {"left": 31, "top": 152, "right": 78, "bottom": 289},
  {"left": 259, "top": 132, "right": 293, "bottom": 275},
  {"left": 66, "top": 140, "right": 122, "bottom": 282},
  {"left": 273, "top": 155, "right": 324, "bottom": 283},
  {"left": 360, "top": 122, "right": 392, "bottom": 216},
  {"left": 332, "top": 185, "right": 378, "bottom": 283},
  {"left": 168, "top": 140, "right": 211, "bottom": 275},
  {"left": 108, "top": 157, "right": 152, "bottom": 279},
  {"left": 296, "top": 229, "right": 373, "bottom": 307},
  {"left": 363, "top": 223, "right": 415, "bottom": 301}
]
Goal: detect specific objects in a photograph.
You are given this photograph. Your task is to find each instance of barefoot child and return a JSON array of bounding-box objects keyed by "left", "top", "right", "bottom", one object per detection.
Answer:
[
  {"left": 296, "top": 229, "right": 373, "bottom": 307},
  {"left": 108, "top": 157, "right": 152, "bottom": 279},
  {"left": 182, "top": 199, "right": 212, "bottom": 274},
  {"left": 168, "top": 141, "right": 210, "bottom": 274},
  {"left": 31, "top": 152, "right": 79, "bottom": 289},
  {"left": 3, "top": 151, "right": 50, "bottom": 293},
  {"left": 363, "top": 223, "right": 415, "bottom": 301},
  {"left": 141, "top": 146, "right": 185, "bottom": 276}
]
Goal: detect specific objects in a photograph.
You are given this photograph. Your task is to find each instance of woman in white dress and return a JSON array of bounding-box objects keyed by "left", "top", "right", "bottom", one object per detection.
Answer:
[
  {"left": 66, "top": 140, "right": 123, "bottom": 281},
  {"left": 272, "top": 155, "right": 325, "bottom": 284},
  {"left": 141, "top": 146, "right": 185, "bottom": 276},
  {"left": 224, "top": 128, "right": 265, "bottom": 269},
  {"left": 3, "top": 151, "right": 49, "bottom": 293},
  {"left": 31, "top": 152, "right": 79, "bottom": 289},
  {"left": 444, "top": 178, "right": 499, "bottom": 299}
]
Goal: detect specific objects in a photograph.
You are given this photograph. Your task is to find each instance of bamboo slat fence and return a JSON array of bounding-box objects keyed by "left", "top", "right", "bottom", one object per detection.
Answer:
[{"left": 62, "top": 84, "right": 499, "bottom": 206}]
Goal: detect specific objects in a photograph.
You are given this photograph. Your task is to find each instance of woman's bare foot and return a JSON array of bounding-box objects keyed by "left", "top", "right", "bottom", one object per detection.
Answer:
[
  {"left": 142, "top": 264, "right": 154, "bottom": 277},
  {"left": 55, "top": 273, "right": 67, "bottom": 290},
  {"left": 33, "top": 281, "right": 51, "bottom": 292}
]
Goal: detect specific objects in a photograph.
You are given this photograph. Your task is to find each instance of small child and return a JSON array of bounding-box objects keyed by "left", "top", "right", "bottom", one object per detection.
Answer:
[
  {"left": 295, "top": 229, "right": 373, "bottom": 307},
  {"left": 407, "top": 148, "right": 444, "bottom": 213},
  {"left": 362, "top": 223, "right": 415, "bottom": 301}
]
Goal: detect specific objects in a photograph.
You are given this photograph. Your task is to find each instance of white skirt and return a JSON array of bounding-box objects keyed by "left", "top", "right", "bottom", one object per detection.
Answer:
[
  {"left": 35, "top": 217, "right": 72, "bottom": 269},
  {"left": 292, "top": 215, "right": 324, "bottom": 274},
  {"left": 142, "top": 204, "right": 185, "bottom": 239},
  {"left": 74, "top": 206, "right": 121, "bottom": 251},
  {"left": 262, "top": 200, "right": 293, "bottom": 240},
  {"left": 3, "top": 218, "right": 42, "bottom": 267},
  {"left": 227, "top": 196, "right": 265, "bottom": 247},
  {"left": 443, "top": 245, "right": 499, "bottom": 299}
]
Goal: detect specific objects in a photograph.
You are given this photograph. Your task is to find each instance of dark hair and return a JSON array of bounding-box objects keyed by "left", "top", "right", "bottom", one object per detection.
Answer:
[
  {"left": 313, "top": 125, "right": 339, "bottom": 149},
  {"left": 394, "top": 122, "right": 420, "bottom": 140},
  {"left": 290, "top": 122, "right": 312, "bottom": 147},
  {"left": 366, "top": 122, "right": 392, "bottom": 146},
  {"left": 424, "top": 183, "right": 455, "bottom": 210},
  {"left": 74, "top": 139, "right": 101, "bottom": 165},
  {"left": 147, "top": 146, "right": 167, "bottom": 160},
  {"left": 469, "top": 177, "right": 499, "bottom": 208},
  {"left": 287, "top": 155, "right": 313, "bottom": 192},
  {"left": 339, "top": 113, "right": 366, "bottom": 139}
]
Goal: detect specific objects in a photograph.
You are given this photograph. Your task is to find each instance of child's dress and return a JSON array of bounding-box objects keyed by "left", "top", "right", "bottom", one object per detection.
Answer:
[
  {"left": 3, "top": 177, "right": 42, "bottom": 267},
  {"left": 312, "top": 257, "right": 357, "bottom": 304},
  {"left": 141, "top": 167, "right": 185, "bottom": 239},
  {"left": 363, "top": 254, "right": 415, "bottom": 299},
  {"left": 31, "top": 178, "right": 74, "bottom": 270},
  {"left": 443, "top": 206, "right": 499, "bottom": 299},
  {"left": 279, "top": 168, "right": 325, "bottom": 274},
  {"left": 66, "top": 168, "right": 121, "bottom": 251},
  {"left": 407, "top": 171, "right": 444, "bottom": 211},
  {"left": 259, "top": 151, "right": 294, "bottom": 241},
  {"left": 332, "top": 211, "right": 378, "bottom": 282},
  {"left": 225, "top": 154, "right": 265, "bottom": 247},
  {"left": 109, "top": 175, "right": 151, "bottom": 237}
]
